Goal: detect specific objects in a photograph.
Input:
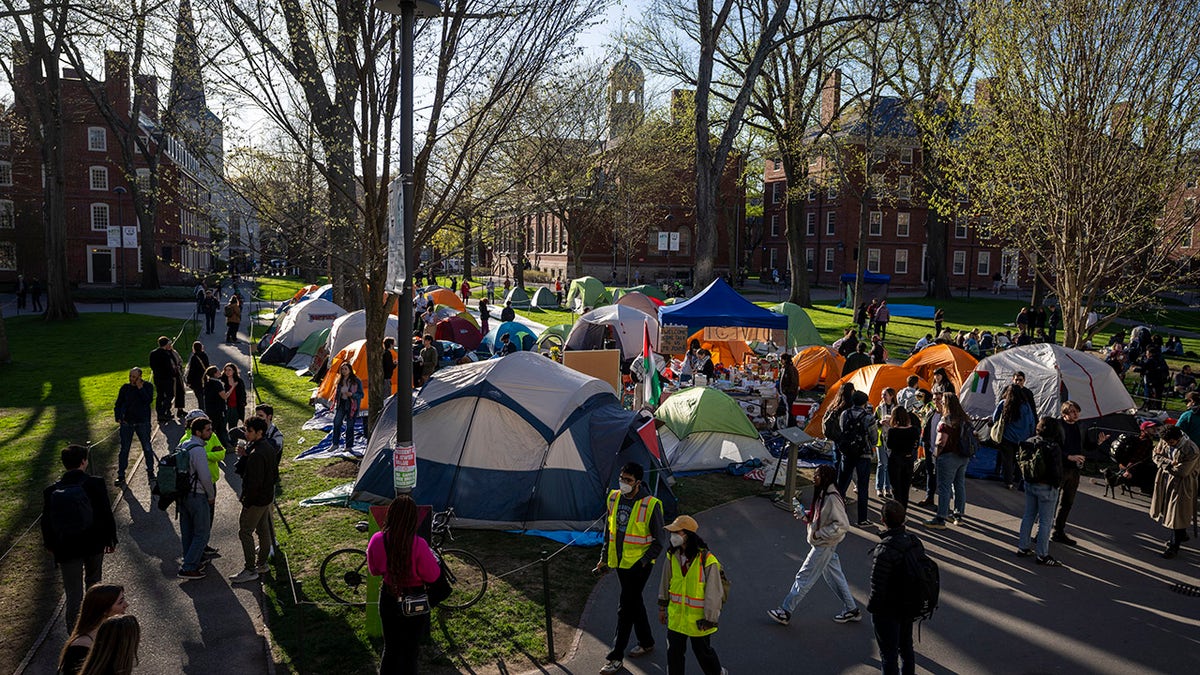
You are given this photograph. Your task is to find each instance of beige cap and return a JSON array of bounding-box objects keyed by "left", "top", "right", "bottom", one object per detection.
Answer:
[{"left": 664, "top": 515, "right": 699, "bottom": 533}]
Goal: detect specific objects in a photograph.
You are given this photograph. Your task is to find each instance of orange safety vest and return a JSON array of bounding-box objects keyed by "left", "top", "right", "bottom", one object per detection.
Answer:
[{"left": 605, "top": 491, "right": 661, "bottom": 569}]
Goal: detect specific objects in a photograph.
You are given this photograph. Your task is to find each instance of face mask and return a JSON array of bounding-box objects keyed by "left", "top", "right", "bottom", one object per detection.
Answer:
[
  {"left": 670, "top": 533, "right": 685, "bottom": 548},
  {"left": 619, "top": 482, "right": 635, "bottom": 496}
]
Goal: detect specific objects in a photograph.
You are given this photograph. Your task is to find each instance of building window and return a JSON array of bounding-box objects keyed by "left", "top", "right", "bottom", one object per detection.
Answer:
[
  {"left": 768, "top": 247, "right": 779, "bottom": 270},
  {"left": 897, "top": 212, "right": 910, "bottom": 237},
  {"left": 870, "top": 147, "right": 886, "bottom": 164},
  {"left": 827, "top": 183, "right": 837, "bottom": 200},
  {"left": 895, "top": 248, "right": 909, "bottom": 274},
  {"left": 806, "top": 213, "right": 816, "bottom": 236},
  {"left": 770, "top": 214, "right": 780, "bottom": 237},
  {"left": 954, "top": 218, "right": 968, "bottom": 239},
  {"left": 91, "top": 203, "right": 110, "bottom": 231},
  {"left": 953, "top": 250, "right": 966, "bottom": 275},
  {"left": 806, "top": 247, "right": 814, "bottom": 271},
  {"left": 88, "top": 127, "right": 107, "bottom": 152},
  {"left": 898, "top": 175, "right": 912, "bottom": 200},
  {"left": 0, "top": 200, "right": 13, "bottom": 229},
  {"left": 868, "top": 172, "right": 884, "bottom": 198},
  {"left": 136, "top": 168, "right": 151, "bottom": 192},
  {"left": 824, "top": 247, "right": 835, "bottom": 272},
  {"left": 869, "top": 211, "right": 883, "bottom": 236},
  {"left": 0, "top": 161, "right": 12, "bottom": 186},
  {"left": 772, "top": 182, "right": 783, "bottom": 204},
  {"left": 1185, "top": 198, "right": 1197, "bottom": 220},
  {"left": 977, "top": 251, "right": 991, "bottom": 276},
  {"left": 867, "top": 248, "right": 881, "bottom": 273},
  {"left": 90, "top": 166, "right": 108, "bottom": 191},
  {"left": 0, "top": 241, "right": 15, "bottom": 270},
  {"left": 900, "top": 147, "right": 913, "bottom": 164},
  {"left": 0, "top": 125, "right": 10, "bottom": 146},
  {"left": 807, "top": 182, "right": 817, "bottom": 202},
  {"left": 773, "top": 159, "right": 781, "bottom": 170}
]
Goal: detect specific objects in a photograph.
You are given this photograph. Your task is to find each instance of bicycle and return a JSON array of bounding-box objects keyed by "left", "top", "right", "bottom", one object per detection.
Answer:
[{"left": 319, "top": 507, "right": 488, "bottom": 609}]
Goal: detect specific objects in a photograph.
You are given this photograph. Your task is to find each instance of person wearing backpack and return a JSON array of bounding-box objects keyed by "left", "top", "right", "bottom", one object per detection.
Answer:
[
  {"left": 840, "top": 391, "right": 878, "bottom": 526},
  {"left": 41, "top": 444, "right": 117, "bottom": 629},
  {"left": 823, "top": 383, "right": 855, "bottom": 480},
  {"left": 657, "top": 515, "right": 726, "bottom": 675},
  {"left": 992, "top": 379, "right": 1036, "bottom": 490},
  {"left": 869, "top": 501, "right": 929, "bottom": 675},
  {"left": 922, "top": 393, "right": 972, "bottom": 529},
  {"left": 177, "top": 417, "right": 217, "bottom": 580},
  {"left": 1016, "top": 417, "right": 1066, "bottom": 567}
]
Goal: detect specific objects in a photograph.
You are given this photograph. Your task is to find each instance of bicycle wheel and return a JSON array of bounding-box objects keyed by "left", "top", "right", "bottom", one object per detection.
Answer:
[
  {"left": 320, "top": 548, "right": 370, "bottom": 606},
  {"left": 438, "top": 548, "right": 487, "bottom": 610}
]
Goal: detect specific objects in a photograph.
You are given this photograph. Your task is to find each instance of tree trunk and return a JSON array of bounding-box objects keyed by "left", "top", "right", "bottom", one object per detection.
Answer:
[
  {"left": 781, "top": 158, "right": 812, "bottom": 307},
  {"left": 41, "top": 113, "right": 77, "bottom": 320},
  {"left": 462, "top": 222, "right": 474, "bottom": 282},
  {"left": 924, "top": 209, "right": 952, "bottom": 300},
  {"left": 852, "top": 201, "right": 869, "bottom": 309},
  {"left": 363, "top": 272, "right": 387, "bottom": 432},
  {"left": 136, "top": 197, "right": 161, "bottom": 290},
  {"left": 693, "top": 167, "right": 718, "bottom": 290}
]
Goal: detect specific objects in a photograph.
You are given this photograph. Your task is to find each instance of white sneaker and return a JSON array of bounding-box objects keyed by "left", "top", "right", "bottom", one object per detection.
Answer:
[
  {"left": 229, "top": 569, "right": 260, "bottom": 584},
  {"left": 599, "top": 660, "right": 623, "bottom": 674}
]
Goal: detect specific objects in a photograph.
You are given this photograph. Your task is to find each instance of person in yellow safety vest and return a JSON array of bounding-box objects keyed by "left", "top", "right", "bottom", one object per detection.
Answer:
[
  {"left": 657, "top": 515, "right": 726, "bottom": 675},
  {"left": 594, "top": 463, "right": 665, "bottom": 675}
]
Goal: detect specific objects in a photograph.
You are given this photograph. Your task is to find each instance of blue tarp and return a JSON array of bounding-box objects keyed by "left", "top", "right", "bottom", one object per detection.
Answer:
[
  {"left": 886, "top": 304, "right": 937, "bottom": 319},
  {"left": 839, "top": 272, "right": 892, "bottom": 284},
  {"left": 658, "top": 278, "right": 788, "bottom": 333}
]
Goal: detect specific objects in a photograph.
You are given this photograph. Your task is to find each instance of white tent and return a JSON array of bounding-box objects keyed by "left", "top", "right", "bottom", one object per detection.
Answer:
[
  {"left": 958, "top": 343, "right": 1135, "bottom": 420},
  {"left": 657, "top": 427, "right": 770, "bottom": 472},
  {"left": 271, "top": 298, "right": 345, "bottom": 348},
  {"left": 326, "top": 310, "right": 400, "bottom": 357},
  {"left": 564, "top": 305, "right": 658, "bottom": 360}
]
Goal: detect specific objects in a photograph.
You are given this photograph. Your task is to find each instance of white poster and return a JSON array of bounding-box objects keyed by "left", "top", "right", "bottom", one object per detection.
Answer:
[
  {"left": 386, "top": 176, "right": 407, "bottom": 293},
  {"left": 658, "top": 231, "right": 670, "bottom": 251}
]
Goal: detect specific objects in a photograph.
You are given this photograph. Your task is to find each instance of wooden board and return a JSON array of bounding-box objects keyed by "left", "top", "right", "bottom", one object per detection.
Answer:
[
  {"left": 563, "top": 349, "right": 622, "bottom": 395},
  {"left": 659, "top": 324, "right": 690, "bottom": 354}
]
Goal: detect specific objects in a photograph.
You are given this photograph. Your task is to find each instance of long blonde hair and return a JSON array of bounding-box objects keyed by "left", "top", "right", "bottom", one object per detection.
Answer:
[{"left": 79, "top": 615, "right": 139, "bottom": 675}]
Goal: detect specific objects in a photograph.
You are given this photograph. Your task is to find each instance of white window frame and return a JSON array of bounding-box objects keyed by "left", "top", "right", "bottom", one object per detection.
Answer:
[
  {"left": 772, "top": 182, "right": 783, "bottom": 204},
  {"left": 827, "top": 183, "right": 837, "bottom": 200},
  {"left": 136, "top": 168, "right": 151, "bottom": 192},
  {"left": 953, "top": 250, "right": 966, "bottom": 275},
  {"left": 867, "top": 248, "right": 881, "bottom": 273},
  {"left": 0, "top": 199, "right": 13, "bottom": 229},
  {"left": 824, "top": 247, "right": 835, "bottom": 272},
  {"left": 826, "top": 212, "right": 836, "bottom": 236},
  {"left": 897, "top": 212, "right": 910, "bottom": 237},
  {"left": 806, "top": 247, "right": 814, "bottom": 271},
  {"left": 772, "top": 159, "right": 781, "bottom": 170},
  {"left": 900, "top": 146, "right": 913, "bottom": 164},
  {"left": 807, "top": 183, "right": 817, "bottom": 202},
  {"left": 869, "top": 211, "right": 883, "bottom": 236},
  {"left": 88, "top": 126, "right": 107, "bottom": 152},
  {"left": 977, "top": 251, "right": 991, "bottom": 276},
  {"left": 895, "top": 248, "right": 909, "bottom": 274},
  {"left": 90, "top": 203, "right": 110, "bottom": 231},
  {"left": 0, "top": 241, "right": 16, "bottom": 270},
  {"left": 898, "top": 175, "right": 912, "bottom": 200},
  {"left": 89, "top": 166, "right": 108, "bottom": 191},
  {"left": 954, "top": 218, "right": 969, "bottom": 239},
  {"left": 770, "top": 214, "right": 780, "bottom": 237},
  {"left": 806, "top": 213, "right": 816, "bottom": 236},
  {"left": 768, "top": 247, "right": 779, "bottom": 270},
  {"left": 0, "top": 160, "right": 12, "bottom": 186}
]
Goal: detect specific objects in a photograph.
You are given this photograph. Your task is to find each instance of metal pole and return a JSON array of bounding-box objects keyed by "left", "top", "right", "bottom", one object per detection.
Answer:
[
  {"left": 542, "top": 551, "right": 555, "bottom": 661},
  {"left": 114, "top": 186, "right": 128, "bottom": 313},
  {"left": 395, "top": 0, "right": 417, "bottom": 493}
]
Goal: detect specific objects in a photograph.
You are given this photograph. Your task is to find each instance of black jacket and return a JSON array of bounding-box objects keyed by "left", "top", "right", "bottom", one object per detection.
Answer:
[
  {"left": 41, "top": 470, "right": 117, "bottom": 564},
  {"left": 114, "top": 381, "right": 154, "bottom": 424},
  {"left": 186, "top": 352, "right": 209, "bottom": 390},
  {"left": 203, "top": 378, "right": 226, "bottom": 419},
  {"left": 237, "top": 440, "right": 279, "bottom": 507},
  {"left": 868, "top": 527, "right": 923, "bottom": 617},
  {"left": 148, "top": 347, "right": 178, "bottom": 381},
  {"left": 500, "top": 306, "right": 516, "bottom": 322}
]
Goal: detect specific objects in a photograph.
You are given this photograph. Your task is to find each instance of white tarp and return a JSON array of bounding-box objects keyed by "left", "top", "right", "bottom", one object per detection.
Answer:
[
  {"left": 658, "top": 427, "right": 770, "bottom": 472},
  {"left": 271, "top": 298, "right": 345, "bottom": 348},
  {"left": 326, "top": 310, "right": 400, "bottom": 357},
  {"left": 565, "top": 305, "right": 659, "bottom": 360},
  {"left": 958, "top": 343, "right": 1135, "bottom": 420}
]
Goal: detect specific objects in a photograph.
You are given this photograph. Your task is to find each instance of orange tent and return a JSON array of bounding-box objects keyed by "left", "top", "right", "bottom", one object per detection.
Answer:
[
  {"left": 804, "top": 364, "right": 929, "bottom": 437},
  {"left": 424, "top": 288, "right": 466, "bottom": 312},
  {"left": 901, "top": 344, "right": 978, "bottom": 390},
  {"left": 792, "top": 346, "right": 846, "bottom": 391},
  {"left": 684, "top": 329, "right": 753, "bottom": 366},
  {"left": 289, "top": 284, "right": 319, "bottom": 304},
  {"left": 316, "top": 339, "right": 397, "bottom": 411}
]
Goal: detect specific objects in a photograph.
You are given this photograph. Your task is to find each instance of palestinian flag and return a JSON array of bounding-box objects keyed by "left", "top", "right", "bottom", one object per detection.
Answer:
[
  {"left": 965, "top": 370, "right": 991, "bottom": 394},
  {"left": 642, "top": 319, "right": 662, "bottom": 407}
]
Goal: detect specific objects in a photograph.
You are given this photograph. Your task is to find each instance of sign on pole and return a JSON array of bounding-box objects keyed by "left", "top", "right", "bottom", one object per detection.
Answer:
[
  {"left": 386, "top": 176, "right": 408, "bottom": 293},
  {"left": 669, "top": 232, "right": 680, "bottom": 252},
  {"left": 108, "top": 226, "right": 138, "bottom": 248},
  {"left": 657, "top": 232, "right": 669, "bottom": 251},
  {"left": 107, "top": 226, "right": 122, "bottom": 248}
]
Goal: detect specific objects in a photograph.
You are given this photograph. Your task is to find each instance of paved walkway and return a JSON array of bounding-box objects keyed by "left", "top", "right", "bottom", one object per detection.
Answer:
[
  {"left": 540, "top": 477, "right": 1200, "bottom": 675},
  {"left": 19, "top": 303, "right": 271, "bottom": 675}
]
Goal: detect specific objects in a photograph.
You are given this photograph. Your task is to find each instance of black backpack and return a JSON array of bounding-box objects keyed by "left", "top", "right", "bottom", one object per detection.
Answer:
[
  {"left": 840, "top": 410, "right": 870, "bottom": 460},
  {"left": 895, "top": 535, "right": 939, "bottom": 623},
  {"left": 1018, "top": 438, "right": 1054, "bottom": 484},
  {"left": 822, "top": 410, "right": 843, "bottom": 443},
  {"left": 49, "top": 481, "right": 94, "bottom": 545}
]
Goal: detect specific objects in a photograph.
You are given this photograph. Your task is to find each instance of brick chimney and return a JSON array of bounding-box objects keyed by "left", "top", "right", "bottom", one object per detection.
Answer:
[
  {"left": 104, "top": 51, "right": 131, "bottom": 121},
  {"left": 820, "top": 69, "right": 842, "bottom": 127},
  {"left": 135, "top": 74, "right": 159, "bottom": 123}
]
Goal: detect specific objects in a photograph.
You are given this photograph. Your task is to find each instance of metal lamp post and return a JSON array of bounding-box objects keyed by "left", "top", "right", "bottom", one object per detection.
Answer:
[
  {"left": 113, "top": 186, "right": 128, "bottom": 313},
  {"left": 376, "top": 0, "right": 441, "bottom": 496}
]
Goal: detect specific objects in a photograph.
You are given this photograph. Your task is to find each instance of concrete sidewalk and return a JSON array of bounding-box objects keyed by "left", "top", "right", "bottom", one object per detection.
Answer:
[
  {"left": 20, "top": 309, "right": 271, "bottom": 674},
  {"left": 539, "top": 477, "right": 1200, "bottom": 675}
]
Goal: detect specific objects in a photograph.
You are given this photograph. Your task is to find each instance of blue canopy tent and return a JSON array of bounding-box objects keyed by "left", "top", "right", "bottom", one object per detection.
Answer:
[
  {"left": 839, "top": 273, "right": 891, "bottom": 307},
  {"left": 658, "top": 277, "right": 788, "bottom": 339}
]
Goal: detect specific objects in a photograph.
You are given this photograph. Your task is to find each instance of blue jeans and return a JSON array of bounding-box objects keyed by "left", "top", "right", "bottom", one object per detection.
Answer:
[
  {"left": 876, "top": 444, "right": 891, "bottom": 491},
  {"left": 1019, "top": 483, "right": 1060, "bottom": 557},
  {"left": 779, "top": 544, "right": 857, "bottom": 614},
  {"left": 179, "top": 492, "right": 212, "bottom": 572},
  {"left": 935, "top": 453, "right": 968, "bottom": 521},
  {"left": 873, "top": 614, "right": 915, "bottom": 675},
  {"left": 331, "top": 403, "right": 354, "bottom": 449},
  {"left": 118, "top": 421, "right": 155, "bottom": 481}
]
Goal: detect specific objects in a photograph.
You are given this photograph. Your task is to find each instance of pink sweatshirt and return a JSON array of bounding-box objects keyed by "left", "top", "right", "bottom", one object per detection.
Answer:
[{"left": 366, "top": 532, "right": 442, "bottom": 590}]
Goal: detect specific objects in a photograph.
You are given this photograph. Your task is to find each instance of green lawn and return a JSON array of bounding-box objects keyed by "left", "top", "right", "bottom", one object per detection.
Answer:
[
  {"left": 255, "top": 276, "right": 328, "bottom": 304},
  {"left": 0, "top": 312, "right": 199, "bottom": 674}
]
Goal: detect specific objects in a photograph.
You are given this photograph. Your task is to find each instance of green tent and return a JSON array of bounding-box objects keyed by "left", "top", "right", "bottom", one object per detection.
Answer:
[
  {"left": 536, "top": 324, "right": 573, "bottom": 349},
  {"left": 772, "top": 302, "right": 825, "bottom": 349},
  {"left": 504, "top": 286, "right": 531, "bottom": 309},
  {"left": 565, "top": 276, "right": 612, "bottom": 312},
  {"left": 655, "top": 387, "right": 758, "bottom": 439},
  {"left": 530, "top": 286, "right": 560, "bottom": 309},
  {"left": 623, "top": 284, "right": 667, "bottom": 301}
]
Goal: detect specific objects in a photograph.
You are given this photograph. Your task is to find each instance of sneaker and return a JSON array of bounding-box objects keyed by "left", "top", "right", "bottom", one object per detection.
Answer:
[
  {"left": 1016, "top": 548, "right": 1034, "bottom": 557},
  {"left": 202, "top": 549, "right": 222, "bottom": 560},
  {"left": 1035, "top": 555, "right": 1064, "bottom": 567},
  {"left": 767, "top": 608, "right": 791, "bottom": 625},
  {"left": 178, "top": 569, "right": 206, "bottom": 580},
  {"left": 921, "top": 518, "right": 947, "bottom": 529},
  {"left": 1050, "top": 532, "right": 1077, "bottom": 546},
  {"left": 254, "top": 563, "right": 271, "bottom": 574},
  {"left": 833, "top": 608, "right": 862, "bottom": 623},
  {"left": 947, "top": 514, "right": 963, "bottom": 526},
  {"left": 114, "top": 477, "right": 126, "bottom": 487},
  {"left": 204, "top": 545, "right": 220, "bottom": 555},
  {"left": 857, "top": 520, "right": 873, "bottom": 527},
  {"left": 599, "top": 660, "right": 623, "bottom": 674},
  {"left": 627, "top": 644, "right": 654, "bottom": 657},
  {"left": 915, "top": 498, "right": 935, "bottom": 507},
  {"left": 229, "top": 569, "right": 260, "bottom": 584}
]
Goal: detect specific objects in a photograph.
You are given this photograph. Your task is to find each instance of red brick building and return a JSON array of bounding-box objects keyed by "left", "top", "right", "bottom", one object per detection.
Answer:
[{"left": 756, "top": 75, "right": 1020, "bottom": 293}]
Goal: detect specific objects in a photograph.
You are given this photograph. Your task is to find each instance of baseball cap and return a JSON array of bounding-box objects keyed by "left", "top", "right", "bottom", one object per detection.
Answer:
[
  {"left": 664, "top": 515, "right": 699, "bottom": 533},
  {"left": 1139, "top": 420, "right": 1159, "bottom": 431},
  {"left": 184, "top": 409, "right": 209, "bottom": 424}
]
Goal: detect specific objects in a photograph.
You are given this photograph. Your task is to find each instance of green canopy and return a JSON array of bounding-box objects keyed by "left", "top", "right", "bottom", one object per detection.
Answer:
[
  {"left": 655, "top": 387, "right": 759, "bottom": 439},
  {"left": 530, "top": 286, "right": 560, "bottom": 309},
  {"left": 504, "top": 286, "right": 531, "bottom": 308},
  {"left": 536, "top": 323, "right": 572, "bottom": 349},
  {"left": 295, "top": 326, "right": 331, "bottom": 356},
  {"left": 622, "top": 284, "right": 667, "bottom": 301},
  {"left": 566, "top": 276, "right": 612, "bottom": 312},
  {"left": 772, "top": 302, "right": 825, "bottom": 349}
]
